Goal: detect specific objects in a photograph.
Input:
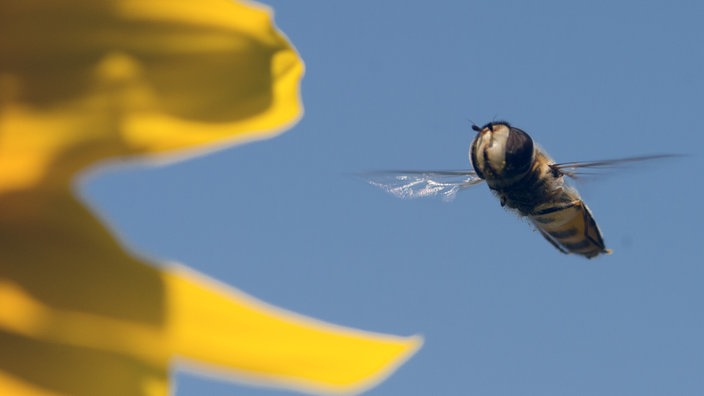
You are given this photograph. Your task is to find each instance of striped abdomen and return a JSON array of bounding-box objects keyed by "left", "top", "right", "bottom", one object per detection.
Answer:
[
  {"left": 491, "top": 151, "right": 611, "bottom": 259},
  {"left": 530, "top": 199, "right": 610, "bottom": 259}
]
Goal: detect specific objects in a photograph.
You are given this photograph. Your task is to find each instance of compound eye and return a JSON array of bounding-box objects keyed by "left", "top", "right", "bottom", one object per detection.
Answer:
[
  {"left": 469, "top": 136, "right": 485, "bottom": 179},
  {"left": 504, "top": 127, "right": 534, "bottom": 174}
]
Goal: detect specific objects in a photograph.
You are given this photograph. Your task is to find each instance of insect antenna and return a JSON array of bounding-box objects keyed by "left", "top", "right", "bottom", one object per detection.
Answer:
[{"left": 466, "top": 118, "right": 482, "bottom": 133}]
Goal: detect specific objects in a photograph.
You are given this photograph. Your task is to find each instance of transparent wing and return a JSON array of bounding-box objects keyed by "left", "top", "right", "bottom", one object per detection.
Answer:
[
  {"left": 551, "top": 154, "right": 681, "bottom": 179},
  {"left": 363, "top": 170, "right": 484, "bottom": 202}
]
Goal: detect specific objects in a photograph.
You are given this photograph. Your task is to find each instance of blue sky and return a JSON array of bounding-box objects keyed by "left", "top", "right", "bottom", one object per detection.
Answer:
[{"left": 81, "top": 0, "right": 704, "bottom": 395}]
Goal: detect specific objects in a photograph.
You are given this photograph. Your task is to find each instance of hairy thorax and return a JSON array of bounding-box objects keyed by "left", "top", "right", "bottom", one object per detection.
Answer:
[{"left": 487, "top": 149, "right": 577, "bottom": 216}]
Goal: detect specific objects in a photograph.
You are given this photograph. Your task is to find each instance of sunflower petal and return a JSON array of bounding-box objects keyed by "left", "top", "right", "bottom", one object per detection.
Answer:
[
  {"left": 0, "top": 0, "right": 421, "bottom": 394},
  {"left": 0, "top": 0, "right": 303, "bottom": 192},
  {"left": 0, "top": 189, "right": 420, "bottom": 394},
  {"left": 166, "top": 266, "right": 422, "bottom": 394}
]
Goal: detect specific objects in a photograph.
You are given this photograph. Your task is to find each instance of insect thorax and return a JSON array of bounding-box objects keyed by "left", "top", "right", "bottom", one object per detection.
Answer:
[{"left": 487, "top": 150, "right": 576, "bottom": 216}]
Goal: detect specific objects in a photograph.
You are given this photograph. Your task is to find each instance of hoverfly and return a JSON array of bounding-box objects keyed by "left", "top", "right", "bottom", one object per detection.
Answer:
[{"left": 366, "top": 121, "right": 674, "bottom": 259}]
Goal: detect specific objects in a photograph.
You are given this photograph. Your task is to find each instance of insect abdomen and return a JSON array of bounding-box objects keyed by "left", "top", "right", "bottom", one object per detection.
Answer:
[{"left": 531, "top": 200, "right": 611, "bottom": 259}]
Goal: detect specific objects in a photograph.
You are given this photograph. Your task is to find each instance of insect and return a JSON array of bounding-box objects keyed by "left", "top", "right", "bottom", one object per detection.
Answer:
[{"left": 366, "top": 121, "right": 674, "bottom": 259}]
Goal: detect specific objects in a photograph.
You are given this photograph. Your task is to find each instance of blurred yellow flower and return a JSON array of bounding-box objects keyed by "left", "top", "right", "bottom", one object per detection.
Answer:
[{"left": 0, "top": 1, "right": 421, "bottom": 395}]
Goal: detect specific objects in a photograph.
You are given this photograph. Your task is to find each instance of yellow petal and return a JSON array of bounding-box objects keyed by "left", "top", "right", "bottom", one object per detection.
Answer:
[
  {"left": 166, "top": 266, "right": 422, "bottom": 394},
  {"left": 0, "top": 329, "right": 168, "bottom": 396},
  {"left": 0, "top": 0, "right": 303, "bottom": 192},
  {"left": 0, "top": 0, "right": 421, "bottom": 394},
  {"left": 0, "top": 188, "right": 420, "bottom": 395},
  {"left": 0, "top": 187, "right": 170, "bottom": 395}
]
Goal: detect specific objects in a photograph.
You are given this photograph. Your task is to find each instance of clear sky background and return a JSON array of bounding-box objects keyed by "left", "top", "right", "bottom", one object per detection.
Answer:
[{"left": 81, "top": 0, "right": 704, "bottom": 395}]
